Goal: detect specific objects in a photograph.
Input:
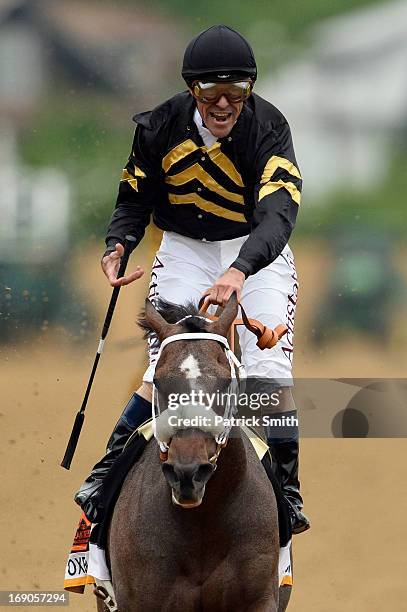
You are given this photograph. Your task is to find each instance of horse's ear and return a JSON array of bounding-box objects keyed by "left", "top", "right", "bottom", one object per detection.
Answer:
[
  {"left": 144, "top": 299, "right": 177, "bottom": 341},
  {"left": 209, "top": 293, "right": 239, "bottom": 338}
]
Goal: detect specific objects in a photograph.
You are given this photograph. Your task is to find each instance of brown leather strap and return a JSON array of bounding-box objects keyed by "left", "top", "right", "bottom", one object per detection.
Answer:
[
  {"left": 198, "top": 297, "right": 213, "bottom": 315},
  {"left": 198, "top": 298, "right": 287, "bottom": 350},
  {"left": 239, "top": 303, "right": 287, "bottom": 349}
]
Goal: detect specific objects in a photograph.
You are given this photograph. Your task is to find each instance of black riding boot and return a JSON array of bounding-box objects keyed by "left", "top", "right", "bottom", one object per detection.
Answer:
[
  {"left": 265, "top": 407, "right": 310, "bottom": 535},
  {"left": 74, "top": 393, "right": 151, "bottom": 523},
  {"left": 268, "top": 437, "right": 310, "bottom": 535}
]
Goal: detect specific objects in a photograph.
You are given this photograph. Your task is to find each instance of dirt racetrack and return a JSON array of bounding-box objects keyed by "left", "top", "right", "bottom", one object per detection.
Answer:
[{"left": 1, "top": 236, "right": 406, "bottom": 611}]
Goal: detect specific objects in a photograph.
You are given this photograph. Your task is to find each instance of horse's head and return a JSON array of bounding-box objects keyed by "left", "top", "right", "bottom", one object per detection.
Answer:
[{"left": 140, "top": 294, "right": 239, "bottom": 508}]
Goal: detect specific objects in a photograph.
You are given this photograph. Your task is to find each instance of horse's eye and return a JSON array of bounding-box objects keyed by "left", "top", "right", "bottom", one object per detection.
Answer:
[{"left": 153, "top": 378, "right": 160, "bottom": 389}]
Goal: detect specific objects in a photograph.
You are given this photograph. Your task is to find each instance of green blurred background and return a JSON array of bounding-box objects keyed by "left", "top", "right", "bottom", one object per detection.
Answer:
[{"left": 1, "top": 1, "right": 407, "bottom": 610}]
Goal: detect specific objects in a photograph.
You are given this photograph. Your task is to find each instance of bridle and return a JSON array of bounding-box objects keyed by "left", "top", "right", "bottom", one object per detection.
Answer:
[
  {"left": 151, "top": 304, "right": 287, "bottom": 467},
  {"left": 151, "top": 317, "right": 246, "bottom": 467}
]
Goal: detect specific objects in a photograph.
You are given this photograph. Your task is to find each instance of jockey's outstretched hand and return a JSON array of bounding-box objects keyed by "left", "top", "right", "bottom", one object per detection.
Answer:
[
  {"left": 101, "top": 243, "right": 144, "bottom": 287},
  {"left": 202, "top": 267, "right": 245, "bottom": 307}
]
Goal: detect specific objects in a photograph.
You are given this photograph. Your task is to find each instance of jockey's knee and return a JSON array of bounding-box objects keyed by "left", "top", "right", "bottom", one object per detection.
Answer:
[
  {"left": 263, "top": 387, "right": 298, "bottom": 444},
  {"left": 244, "top": 381, "right": 297, "bottom": 442},
  {"left": 273, "top": 387, "right": 296, "bottom": 414},
  {"left": 246, "top": 379, "right": 295, "bottom": 414}
]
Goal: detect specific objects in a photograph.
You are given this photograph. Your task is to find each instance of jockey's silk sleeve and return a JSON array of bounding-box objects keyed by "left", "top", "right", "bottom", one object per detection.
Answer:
[
  {"left": 230, "top": 121, "right": 301, "bottom": 277},
  {"left": 104, "top": 126, "right": 160, "bottom": 254}
]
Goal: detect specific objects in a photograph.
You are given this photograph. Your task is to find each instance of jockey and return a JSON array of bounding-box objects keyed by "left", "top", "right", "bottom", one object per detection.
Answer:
[{"left": 75, "top": 25, "right": 310, "bottom": 535}]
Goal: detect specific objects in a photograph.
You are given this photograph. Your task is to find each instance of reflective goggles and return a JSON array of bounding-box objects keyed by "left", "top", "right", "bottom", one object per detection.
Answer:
[{"left": 192, "top": 80, "right": 253, "bottom": 104}]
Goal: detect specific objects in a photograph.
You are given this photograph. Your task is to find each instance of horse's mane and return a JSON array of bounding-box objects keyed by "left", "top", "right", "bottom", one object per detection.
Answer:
[{"left": 138, "top": 298, "right": 210, "bottom": 339}]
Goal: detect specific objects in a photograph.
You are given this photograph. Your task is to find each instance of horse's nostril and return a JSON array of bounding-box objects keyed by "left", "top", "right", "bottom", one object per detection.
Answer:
[
  {"left": 193, "top": 463, "right": 214, "bottom": 484},
  {"left": 163, "top": 462, "right": 214, "bottom": 489},
  {"left": 162, "top": 463, "right": 179, "bottom": 487}
]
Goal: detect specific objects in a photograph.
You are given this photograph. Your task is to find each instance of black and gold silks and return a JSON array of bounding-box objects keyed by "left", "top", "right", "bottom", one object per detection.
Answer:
[{"left": 107, "top": 92, "right": 301, "bottom": 277}]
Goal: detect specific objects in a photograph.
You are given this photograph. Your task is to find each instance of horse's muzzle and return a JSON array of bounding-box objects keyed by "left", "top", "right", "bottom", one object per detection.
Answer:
[
  {"left": 162, "top": 461, "right": 214, "bottom": 508},
  {"left": 171, "top": 491, "right": 203, "bottom": 508}
]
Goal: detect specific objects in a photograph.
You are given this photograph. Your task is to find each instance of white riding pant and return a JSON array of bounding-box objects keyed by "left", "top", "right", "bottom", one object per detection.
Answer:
[{"left": 143, "top": 232, "right": 298, "bottom": 385}]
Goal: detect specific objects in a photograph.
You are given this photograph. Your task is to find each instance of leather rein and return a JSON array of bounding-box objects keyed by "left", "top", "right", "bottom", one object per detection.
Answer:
[{"left": 198, "top": 297, "right": 287, "bottom": 352}]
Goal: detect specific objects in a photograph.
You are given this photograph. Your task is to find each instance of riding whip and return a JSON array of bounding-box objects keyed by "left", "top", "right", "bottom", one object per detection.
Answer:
[{"left": 60, "top": 235, "right": 137, "bottom": 469}]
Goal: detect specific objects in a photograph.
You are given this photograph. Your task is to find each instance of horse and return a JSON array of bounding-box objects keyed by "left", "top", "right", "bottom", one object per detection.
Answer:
[{"left": 97, "top": 295, "right": 291, "bottom": 611}]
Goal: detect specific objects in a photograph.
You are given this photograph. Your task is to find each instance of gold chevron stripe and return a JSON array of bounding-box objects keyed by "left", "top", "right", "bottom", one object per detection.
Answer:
[
  {"left": 259, "top": 180, "right": 301, "bottom": 205},
  {"left": 169, "top": 193, "right": 246, "bottom": 222},
  {"left": 165, "top": 164, "right": 244, "bottom": 204},
  {"left": 205, "top": 142, "right": 244, "bottom": 187},
  {"left": 162, "top": 140, "right": 244, "bottom": 188},
  {"left": 120, "top": 169, "right": 139, "bottom": 192},
  {"left": 260, "top": 156, "right": 301, "bottom": 184},
  {"left": 133, "top": 164, "right": 147, "bottom": 178},
  {"left": 162, "top": 139, "right": 200, "bottom": 173},
  {"left": 121, "top": 165, "right": 146, "bottom": 192}
]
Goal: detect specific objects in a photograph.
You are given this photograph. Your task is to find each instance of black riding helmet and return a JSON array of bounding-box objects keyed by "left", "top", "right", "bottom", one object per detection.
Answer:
[{"left": 182, "top": 24, "right": 257, "bottom": 85}]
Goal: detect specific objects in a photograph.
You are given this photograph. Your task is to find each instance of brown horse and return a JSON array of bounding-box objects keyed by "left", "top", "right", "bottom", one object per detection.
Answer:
[{"left": 99, "top": 296, "right": 291, "bottom": 611}]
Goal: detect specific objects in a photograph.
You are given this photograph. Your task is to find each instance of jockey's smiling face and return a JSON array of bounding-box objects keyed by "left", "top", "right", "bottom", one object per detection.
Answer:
[
  {"left": 189, "top": 79, "right": 253, "bottom": 139},
  {"left": 194, "top": 94, "right": 244, "bottom": 139}
]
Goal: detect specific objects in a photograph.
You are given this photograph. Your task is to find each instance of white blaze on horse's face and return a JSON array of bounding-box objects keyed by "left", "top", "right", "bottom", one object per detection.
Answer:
[{"left": 180, "top": 354, "right": 202, "bottom": 380}]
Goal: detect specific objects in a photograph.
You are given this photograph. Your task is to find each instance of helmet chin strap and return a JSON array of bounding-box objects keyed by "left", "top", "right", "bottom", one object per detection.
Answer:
[{"left": 195, "top": 105, "right": 208, "bottom": 130}]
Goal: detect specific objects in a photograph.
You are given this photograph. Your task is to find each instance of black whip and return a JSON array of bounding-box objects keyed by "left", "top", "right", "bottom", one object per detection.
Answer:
[{"left": 60, "top": 235, "right": 137, "bottom": 469}]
